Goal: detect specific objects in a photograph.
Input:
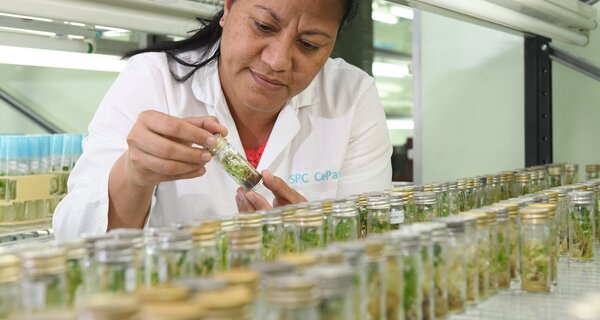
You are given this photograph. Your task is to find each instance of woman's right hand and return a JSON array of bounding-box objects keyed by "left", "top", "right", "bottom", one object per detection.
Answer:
[{"left": 123, "top": 110, "right": 228, "bottom": 189}]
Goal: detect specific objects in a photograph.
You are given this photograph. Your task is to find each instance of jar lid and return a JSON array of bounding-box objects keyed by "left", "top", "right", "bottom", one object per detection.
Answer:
[
  {"left": 586, "top": 164, "right": 600, "bottom": 173},
  {"left": 94, "top": 239, "right": 135, "bottom": 264},
  {"left": 485, "top": 175, "right": 493, "bottom": 184},
  {"left": 306, "top": 264, "right": 353, "bottom": 298},
  {"left": 500, "top": 172, "right": 513, "bottom": 182},
  {"left": 474, "top": 207, "right": 499, "bottom": 224},
  {"left": 294, "top": 208, "right": 323, "bottom": 225},
  {"left": 432, "top": 183, "right": 443, "bottom": 193},
  {"left": 391, "top": 186, "right": 415, "bottom": 197},
  {"left": 565, "top": 163, "right": 578, "bottom": 172},
  {"left": 309, "top": 249, "right": 345, "bottom": 264},
  {"left": 79, "top": 294, "right": 139, "bottom": 320},
  {"left": 185, "top": 225, "right": 218, "bottom": 243},
  {"left": 331, "top": 200, "right": 359, "bottom": 217},
  {"left": 176, "top": 278, "right": 227, "bottom": 294},
  {"left": 516, "top": 196, "right": 536, "bottom": 206},
  {"left": 407, "top": 224, "right": 432, "bottom": 243},
  {"left": 214, "top": 269, "right": 260, "bottom": 292},
  {"left": 0, "top": 254, "right": 20, "bottom": 284},
  {"left": 228, "top": 230, "right": 261, "bottom": 248},
  {"left": 488, "top": 205, "right": 509, "bottom": 221},
  {"left": 569, "top": 190, "right": 594, "bottom": 205},
  {"left": 139, "top": 303, "right": 204, "bottom": 320},
  {"left": 20, "top": 247, "right": 66, "bottom": 276},
  {"left": 320, "top": 200, "right": 335, "bottom": 215},
  {"left": 460, "top": 214, "right": 477, "bottom": 228},
  {"left": 364, "top": 236, "right": 386, "bottom": 258},
  {"left": 548, "top": 165, "right": 563, "bottom": 175},
  {"left": 196, "top": 286, "right": 253, "bottom": 313},
  {"left": 531, "top": 193, "right": 550, "bottom": 203},
  {"left": 440, "top": 216, "right": 466, "bottom": 234},
  {"left": 414, "top": 191, "right": 436, "bottom": 205},
  {"left": 57, "top": 239, "right": 87, "bottom": 261},
  {"left": 137, "top": 285, "right": 191, "bottom": 303},
  {"left": 81, "top": 233, "right": 112, "bottom": 253},
  {"left": 264, "top": 275, "right": 320, "bottom": 307},
  {"left": 460, "top": 212, "right": 488, "bottom": 226},
  {"left": 250, "top": 261, "right": 294, "bottom": 278},
  {"left": 494, "top": 202, "right": 519, "bottom": 217},
  {"left": 110, "top": 228, "right": 144, "bottom": 246},
  {"left": 219, "top": 216, "right": 236, "bottom": 230},
  {"left": 158, "top": 230, "right": 193, "bottom": 250},
  {"left": 279, "top": 253, "right": 319, "bottom": 271},
  {"left": 260, "top": 209, "right": 283, "bottom": 225},
  {"left": 280, "top": 205, "right": 297, "bottom": 222},
  {"left": 457, "top": 179, "right": 467, "bottom": 189},
  {"left": 328, "top": 241, "right": 366, "bottom": 266},
  {"left": 144, "top": 227, "right": 178, "bottom": 241},
  {"left": 529, "top": 203, "right": 557, "bottom": 217},
  {"left": 366, "top": 194, "right": 391, "bottom": 210},
  {"left": 447, "top": 180, "right": 458, "bottom": 191},
  {"left": 521, "top": 206, "right": 549, "bottom": 221},
  {"left": 515, "top": 172, "right": 530, "bottom": 182},
  {"left": 493, "top": 175, "right": 502, "bottom": 183},
  {"left": 236, "top": 212, "right": 262, "bottom": 228},
  {"left": 419, "top": 222, "right": 447, "bottom": 239},
  {"left": 542, "top": 190, "right": 559, "bottom": 204},
  {"left": 391, "top": 229, "right": 420, "bottom": 250}
]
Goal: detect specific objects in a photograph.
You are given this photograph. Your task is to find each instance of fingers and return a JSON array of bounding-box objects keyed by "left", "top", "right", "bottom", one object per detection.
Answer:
[
  {"left": 139, "top": 111, "right": 224, "bottom": 148},
  {"left": 235, "top": 188, "right": 272, "bottom": 212},
  {"left": 262, "top": 170, "right": 307, "bottom": 205},
  {"left": 128, "top": 128, "right": 212, "bottom": 165},
  {"left": 128, "top": 148, "right": 203, "bottom": 176}
]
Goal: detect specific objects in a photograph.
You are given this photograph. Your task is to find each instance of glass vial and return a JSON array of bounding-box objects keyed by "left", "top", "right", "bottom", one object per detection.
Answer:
[
  {"left": 366, "top": 193, "right": 391, "bottom": 235},
  {"left": 462, "top": 212, "right": 489, "bottom": 300},
  {"left": 330, "top": 242, "right": 367, "bottom": 320},
  {"left": 441, "top": 217, "right": 467, "bottom": 314},
  {"left": 586, "top": 164, "right": 600, "bottom": 180},
  {"left": 564, "top": 164, "right": 579, "bottom": 185},
  {"left": 227, "top": 230, "right": 262, "bottom": 268},
  {"left": 568, "top": 191, "right": 595, "bottom": 262},
  {"left": 207, "top": 133, "right": 263, "bottom": 191},
  {"left": 281, "top": 205, "right": 300, "bottom": 254},
  {"left": 261, "top": 209, "right": 284, "bottom": 262},
  {"left": 264, "top": 275, "right": 320, "bottom": 320},
  {"left": 94, "top": 239, "right": 137, "bottom": 294},
  {"left": 330, "top": 200, "right": 359, "bottom": 242},
  {"left": 364, "top": 237, "right": 386, "bottom": 320},
  {"left": 414, "top": 191, "right": 437, "bottom": 223},
  {"left": 186, "top": 224, "right": 219, "bottom": 277},
  {"left": 461, "top": 215, "right": 479, "bottom": 305},
  {"left": 19, "top": 247, "right": 68, "bottom": 311},
  {"left": 520, "top": 207, "right": 551, "bottom": 293},
  {"left": 530, "top": 202, "right": 559, "bottom": 285},
  {"left": 385, "top": 190, "right": 405, "bottom": 229},
  {"left": 398, "top": 230, "right": 423, "bottom": 320},
  {"left": 295, "top": 208, "right": 324, "bottom": 252},
  {"left": 309, "top": 265, "right": 354, "bottom": 320},
  {"left": 58, "top": 239, "right": 88, "bottom": 306}
]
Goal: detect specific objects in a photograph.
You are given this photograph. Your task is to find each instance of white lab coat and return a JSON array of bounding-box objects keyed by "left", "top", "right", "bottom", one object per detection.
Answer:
[{"left": 53, "top": 51, "right": 393, "bottom": 240}]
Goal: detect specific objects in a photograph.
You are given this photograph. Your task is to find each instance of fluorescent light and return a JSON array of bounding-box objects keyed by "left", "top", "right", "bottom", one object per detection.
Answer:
[
  {"left": 0, "top": 12, "right": 52, "bottom": 22},
  {"left": 387, "top": 119, "right": 415, "bottom": 130},
  {"left": 0, "top": 26, "right": 56, "bottom": 37},
  {"left": 372, "top": 11, "right": 399, "bottom": 24},
  {"left": 94, "top": 25, "right": 130, "bottom": 33},
  {"left": 373, "top": 62, "right": 410, "bottom": 78},
  {"left": 0, "top": 45, "right": 125, "bottom": 72},
  {"left": 391, "top": 6, "right": 414, "bottom": 20},
  {"left": 66, "top": 21, "right": 86, "bottom": 27}
]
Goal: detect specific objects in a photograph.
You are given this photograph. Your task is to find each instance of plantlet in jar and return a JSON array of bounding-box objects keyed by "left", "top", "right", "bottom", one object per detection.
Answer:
[
  {"left": 385, "top": 257, "right": 402, "bottom": 320},
  {"left": 433, "top": 243, "right": 448, "bottom": 318},
  {"left": 320, "top": 297, "right": 347, "bottom": 320},
  {"left": 333, "top": 218, "right": 356, "bottom": 242},
  {"left": 569, "top": 206, "right": 594, "bottom": 260},
  {"left": 404, "top": 255, "right": 420, "bottom": 320},
  {"left": 299, "top": 228, "right": 322, "bottom": 251},
  {"left": 221, "top": 152, "right": 262, "bottom": 190},
  {"left": 283, "top": 228, "right": 297, "bottom": 253},
  {"left": 497, "top": 232, "right": 510, "bottom": 288},
  {"left": 521, "top": 241, "right": 549, "bottom": 292},
  {"left": 262, "top": 225, "right": 281, "bottom": 261},
  {"left": 194, "top": 257, "right": 215, "bottom": 276},
  {"left": 66, "top": 260, "right": 83, "bottom": 305}
]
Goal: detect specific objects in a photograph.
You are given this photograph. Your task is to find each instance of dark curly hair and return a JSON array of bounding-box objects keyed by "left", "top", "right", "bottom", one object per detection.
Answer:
[{"left": 124, "top": 0, "right": 359, "bottom": 82}]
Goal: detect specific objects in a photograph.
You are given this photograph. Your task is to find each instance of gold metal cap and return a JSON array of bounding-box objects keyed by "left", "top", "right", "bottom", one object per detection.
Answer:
[
  {"left": 215, "top": 269, "right": 260, "bottom": 293},
  {"left": 79, "top": 294, "right": 139, "bottom": 320},
  {"left": 460, "top": 212, "right": 488, "bottom": 226},
  {"left": 279, "top": 253, "right": 319, "bottom": 271},
  {"left": 529, "top": 203, "right": 557, "bottom": 218},
  {"left": 20, "top": 247, "right": 66, "bottom": 276},
  {"left": 294, "top": 208, "right": 323, "bottom": 226},
  {"left": 235, "top": 212, "right": 262, "bottom": 228},
  {"left": 136, "top": 285, "right": 191, "bottom": 303},
  {"left": 139, "top": 303, "right": 204, "bottom": 320},
  {"left": 521, "top": 206, "right": 549, "bottom": 222},
  {"left": 494, "top": 202, "right": 519, "bottom": 217},
  {"left": 0, "top": 254, "right": 20, "bottom": 284},
  {"left": 196, "top": 286, "right": 253, "bottom": 314},
  {"left": 586, "top": 164, "right": 600, "bottom": 173},
  {"left": 228, "top": 230, "right": 261, "bottom": 248}
]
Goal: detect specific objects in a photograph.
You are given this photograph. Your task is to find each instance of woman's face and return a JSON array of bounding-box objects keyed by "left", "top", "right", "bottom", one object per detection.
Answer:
[{"left": 218, "top": 0, "right": 344, "bottom": 114}]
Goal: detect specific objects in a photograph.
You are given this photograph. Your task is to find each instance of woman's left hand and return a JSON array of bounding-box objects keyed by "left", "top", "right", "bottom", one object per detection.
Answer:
[{"left": 235, "top": 170, "right": 307, "bottom": 212}]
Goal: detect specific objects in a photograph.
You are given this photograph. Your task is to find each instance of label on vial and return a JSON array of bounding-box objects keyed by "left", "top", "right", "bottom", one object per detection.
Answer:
[{"left": 391, "top": 209, "right": 405, "bottom": 224}]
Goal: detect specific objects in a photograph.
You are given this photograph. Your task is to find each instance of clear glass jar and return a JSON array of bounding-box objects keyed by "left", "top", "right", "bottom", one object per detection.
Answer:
[
  {"left": 586, "top": 164, "right": 600, "bottom": 180},
  {"left": 492, "top": 175, "right": 502, "bottom": 204},
  {"left": 520, "top": 207, "right": 551, "bottom": 293},
  {"left": 499, "top": 172, "right": 512, "bottom": 201},
  {"left": 94, "top": 239, "right": 137, "bottom": 294},
  {"left": 473, "top": 177, "right": 485, "bottom": 209},
  {"left": 207, "top": 133, "right": 263, "bottom": 191},
  {"left": 281, "top": 205, "right": 299, "bottom": 254},
  {"left": 0, "top": 254, "right": 21, "bottom": 318},
  {"left": 484, "top": 176, "right": 494, "bottom": 206},
  {"left": 58, "top": 239, "right": 88, "bottom": 306},
  {"left": 366, "top": 193, "right": 391, "bottom": 235},
  {"left": 330, "top": 200, "right": 359, "bottom": 242},
  {"left": 364, "top": 237, "right": 386, "bottom": 320},
  {"left": 398, "top": 230, "right": 423, "bottom": 320},
  {"left": 264, "top": 275, "right": 320, "bottom": 320},
  {"left": 399, "top": 187, "right": 416, "bottom": 224},
  {"left": 236, "top": 212, "right": 263, "bottom": 234},
  {"left": 185, "top": 224, "right": 219, "bottom": 277},
  {"left": 144, "top": 230, "right": 194, "bottom": 286},
  {"left": 568, "top": 191, "right": 595, "bottom": 262},
  {"left": 261, "top": 209, "right": 284, "bottom": 262},
  {"left": 408, "top": 224, "right": 433, "bottom": 320},
  {"left": 489, "top": 206, "right": 511, "bottom": 289},
  {"left": 585, "top": 182, "right": 600, "bottom": 242},
  {"left": 530, "top": 202, "right": 559, "bottom": 285},
  {"left": 462, "top": 212, "right": 490, "bottom": 300},
  {"left": 461, "top": 215, "right": 479, "bottom": 305},
  {"left": 19, "top": 247, "right": 68, "bottom": 311},
  {"left": 353, "top": 195, "right": 368, "bottom": 238},
  {"left": 80, "top": 233, "right": 111, "bottom": 296},
  {"left": 565, "top": 164, "right": 579, "bottom": 185},
  {"left": 110, "top": 228, "right": 144, "bottom": 286},
  {"left": 218, "top": 216, "right": 236, "bottom": 271},
  {"left": 383, "top": 233, "right": 404, "bottom": 320},
  {"left": 430, "top": 222, "right": 449, "bottom": 319},
  {"left": 385, "top": 190, "right": 405, "bottom": 229},
  {"left": 295, "top": 208, "right": 324, "bottom": 252},
  {"left": 466, "top": 179, "right": 477, "bottom": 210},
  {"left": 215, "top": 269, "right": 260, "bottom": 318},
  {"left": 457, "top": 179, "right": 468, "bottom": 212},
  {"left": 318, "top": 200, "right": 334, "bottom": 247},
  {"left": 514, "top": 172, "right": 531, "bottom": 197},
  {"left": 308, "top": 265, "right": 354, "bottom": 320},
  {"left": 329, "top": 242, "right": 367, "bottom": 320},
  {"left": 414, "top": 191, "right": 436, "bottom": 223},
  {"left": 440, "top": 217, "right": 467, "bottom": 314},
  {"left": 496, "top": 201, "right": 521, "bottom": 286},
  {"left": 228, "top": 229, "right": 262, "bottom": 268},
  {"left": 547, "top": 165, "right": 563, "bottom": 188},
  {"left": 432, "top": 183, "right": 446, "bottom": 218},
  {"left": 279, "top": 253, "right": 319, "bottom": 273},
  {"left": 553, "top": 187, "right": 570, "bottom": 257},
  {"left": 447, "top": 181, "right": 460, "bottom": 215},
  {"left": 479, "top": 208, "right": 499, "bottom": 294}
]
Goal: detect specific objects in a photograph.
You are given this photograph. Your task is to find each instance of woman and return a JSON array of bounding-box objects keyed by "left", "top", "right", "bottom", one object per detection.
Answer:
[{"left": 53, "top": 0, "right": 392, "bottom": 240}]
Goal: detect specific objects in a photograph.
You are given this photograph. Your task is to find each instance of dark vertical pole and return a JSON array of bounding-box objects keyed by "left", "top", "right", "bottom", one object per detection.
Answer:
[{"left": 524, "top": 36, "right": 553, "bottom": 166}]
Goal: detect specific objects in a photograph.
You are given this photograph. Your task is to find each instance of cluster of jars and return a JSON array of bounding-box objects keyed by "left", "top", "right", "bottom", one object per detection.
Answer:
[{"left": 1, "top": 162, "right": 599, "bottom": 319}]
